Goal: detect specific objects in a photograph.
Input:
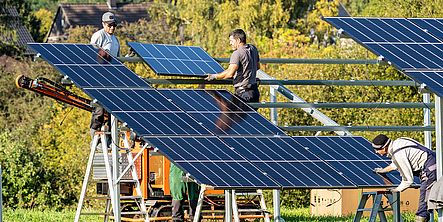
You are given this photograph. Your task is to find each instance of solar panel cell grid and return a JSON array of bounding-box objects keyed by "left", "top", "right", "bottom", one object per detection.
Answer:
[
  {"left": 324, "top": 17, "right": 443, "bottom": 97},
  {"left": 128, "top": 42, "right": 224, "bottom": 76},
  {"left": 29, "top": 43, "right": 149, "bottom": 88},
  {"left": 189, "top": 112, "right": 285, "bottom": 136},
  {"left": 86, "top": 89, "right": 180, "bottom": 112},
  {"left": 158, "top": 89, "right": 254, "bottom": 112},
  {"left": 221, "top": 137, "right": 320, "bottom": 161}
]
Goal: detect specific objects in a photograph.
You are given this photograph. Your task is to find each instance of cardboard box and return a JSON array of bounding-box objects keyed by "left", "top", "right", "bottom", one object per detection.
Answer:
[{"left": 311, "top": 188, "right": 420, "bottom": 216}]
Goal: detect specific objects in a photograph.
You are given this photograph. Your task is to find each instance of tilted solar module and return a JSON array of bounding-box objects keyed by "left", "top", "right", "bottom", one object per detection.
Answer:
[
  {"left": 324, "top": 17, "right": 443, "bottom": 97},
  {"left": 30, "top": 43, "right": 405, "bottom": 189},
  {"left": 29, "top": 43, "right": 149, "bottom": 89},
  {"left": 128, "top": 42, "right": 224, "bottom": 77}
]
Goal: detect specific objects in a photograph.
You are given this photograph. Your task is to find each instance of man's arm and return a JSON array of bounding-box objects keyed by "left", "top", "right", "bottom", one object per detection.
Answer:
[
  {"left": 393, "top": 154, "right": 415, "bottom": 192},
  {"left": 205, "top": 64, "right": 238, "bottom": 81},
  {"left": 374, "top": 164, "right": 396, "bottom": 174}
]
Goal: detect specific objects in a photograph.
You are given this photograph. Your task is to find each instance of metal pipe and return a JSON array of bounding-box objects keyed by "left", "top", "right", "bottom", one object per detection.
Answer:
[
  {"left": 423, "top": 93, "right": 432, "bottom": 149},
  {"left": 281, "top": 125, "right": 434, "bottom": 132},
  {"left": 118, "top": 57, "right": 382, "bottom": 65},
  {"left": 250, "top": 102, "right": 434, "bottom": 109},
  {"left": 144, "top": 78, "right": 417, "bottom": 86}
]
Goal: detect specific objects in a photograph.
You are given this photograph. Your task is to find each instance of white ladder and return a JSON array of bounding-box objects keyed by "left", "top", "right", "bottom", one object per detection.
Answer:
[
  {"left": 74, "top": 131, "right": 148, "bottom": 222},
  {"left": 192, "top": 186, "right": 270, "bottom": 222}
]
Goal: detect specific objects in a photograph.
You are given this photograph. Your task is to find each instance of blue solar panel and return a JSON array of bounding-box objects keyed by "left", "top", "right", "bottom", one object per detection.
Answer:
[
  {"left": 29, "top": 43, "right": 149, "bottom": 89},
  {"left": 409, "top": 19, "right": 443, "bottom": 41},
  {"left": 86, "top": 89, "right": 180, "bottom": 112},
  {"left": 326, "top": 18, "right": 441, "bottom": 43},
  {"left": 158, "top": 89, "right": 254, "bottom": 112},
  {"left": 253, "top": 162, "right": 354, "bottom": 188},
  {"left": 221, "top": 136, "right": 320, "bottom": 161},
  {"left": 325, "top": 17, "right": 443, "bottom": 97},
  {"left": 190, "top": 112, "right": 284, "bottom": 136},
  {"left": 365, "top": 43, "right": 443, "bottom": 70},
  {"left": 128, "top": 42, "right": 224, "bottom": 77},
  {"left": 144, "top": 136, "right": 280, "bottom": 189}
]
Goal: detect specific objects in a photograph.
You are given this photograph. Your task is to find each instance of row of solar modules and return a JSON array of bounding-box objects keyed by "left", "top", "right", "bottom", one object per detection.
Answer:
[
  {"left": 324, "top": 17, "right": 443, "bottom": 97},
  {"left": 29, "top": 43, "right": 403, "bottom": 189}
]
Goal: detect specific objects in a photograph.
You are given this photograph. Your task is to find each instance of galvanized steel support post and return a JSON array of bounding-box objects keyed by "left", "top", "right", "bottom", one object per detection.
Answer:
[
  {"left": 435, "top": 96, "right": 443, "bottom": 222},
  {"left": 111, "top": 115, "right": 121, "bottom": 222},
  {"left": 273, "top": 190, "right": 281, "bottom": 222}
]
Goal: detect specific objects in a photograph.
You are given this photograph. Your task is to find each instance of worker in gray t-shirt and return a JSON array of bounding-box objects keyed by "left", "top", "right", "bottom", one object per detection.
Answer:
[
  {"left": 89, "top": 12, "right": 120, "bottom": 138},
  {"left": 205, "top": 29, "right": 260, "bottom": 106}
]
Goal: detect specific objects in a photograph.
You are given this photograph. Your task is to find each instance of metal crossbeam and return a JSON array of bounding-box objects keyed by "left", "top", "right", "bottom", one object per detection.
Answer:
[
  {"left": 282, "top": 126, "right": 434, "bottom": 132},
  {"left": 119, "top": 57, "right": 383, "bottom": 65},
  {"left": 251, "top": 102, "right": 434, "bottom": 109},
  {"left": 144, "top": 78, "right": 417, "bottom": 86}
]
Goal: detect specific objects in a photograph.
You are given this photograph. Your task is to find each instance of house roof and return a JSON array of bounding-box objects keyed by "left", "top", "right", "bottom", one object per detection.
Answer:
[
  {"left": 60, "top": 2, "right": 151, "bottom": 28},
  {"left": 1, "top": 7, "right": 35, "bottom": 55}
]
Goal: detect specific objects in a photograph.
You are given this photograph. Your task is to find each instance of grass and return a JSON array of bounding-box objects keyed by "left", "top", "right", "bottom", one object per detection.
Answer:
[{"left": 2, "top": 207, "right": 421, "bottom": 222}]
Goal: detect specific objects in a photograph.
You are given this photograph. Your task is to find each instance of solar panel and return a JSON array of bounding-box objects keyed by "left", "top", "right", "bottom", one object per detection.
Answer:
[
  {"left": 128, "top": 42, "right": 224, "bottom": 77},
  {"left": 144, "top": 136, "right": 280, "bottom": 189},
  {"left": 158, "top": 89, "right": 254, "bottom": 112},
  {"left": 29, "top": 43, "right": 149, "bottom": 89},
  {"left": 409, "top": 19, "right": 443, "bottom": 41},
  {"left": 324, "top": 17, "right": 443, "bottom": 97},
  {"left": 221, "top": 136, "right": 355, "bottom": 188}
]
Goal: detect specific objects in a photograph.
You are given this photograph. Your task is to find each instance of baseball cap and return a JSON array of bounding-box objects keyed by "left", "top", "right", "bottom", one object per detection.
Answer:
[
  {"left": 102, "top": 12, "right": 117, "bottom": 24},
  {"left": 372, "top": 134, "right": 391, "bottom": 150}
]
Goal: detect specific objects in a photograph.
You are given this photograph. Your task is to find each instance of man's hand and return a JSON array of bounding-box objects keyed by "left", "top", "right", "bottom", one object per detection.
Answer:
[
  {"left": 387, "top": 187, "right": 398, "bottom": 193},
  {"left": 205, "top": 74, "right": 217, "bottom": 81},
  {"left": 374, "top": 167, "right": 388, "bottom": 174}
]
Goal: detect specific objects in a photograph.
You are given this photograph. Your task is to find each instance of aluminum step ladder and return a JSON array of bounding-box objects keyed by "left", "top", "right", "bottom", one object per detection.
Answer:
[
  {"left": 353, "top": 191, "right": 402, "bottom": 222},
  {"left": 74, "top": 131, "right": 148, "bottom": 222}
]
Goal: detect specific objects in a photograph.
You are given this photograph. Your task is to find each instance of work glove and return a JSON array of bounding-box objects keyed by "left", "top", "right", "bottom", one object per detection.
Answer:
[
  {"left": 374, "top": 167, "right": 388, "bottom": 174},
  {"left": 205, "top": 74, "right": 217, "bottom": 81}
]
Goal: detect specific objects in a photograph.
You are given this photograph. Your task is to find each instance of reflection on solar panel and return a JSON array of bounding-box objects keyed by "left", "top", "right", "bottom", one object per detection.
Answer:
[
  {"left": 144, "top": 136, "right": 280, "bottom": 189},
  {"left": 158, "top": 89, "right": 285, "bottom": 136},
  {"left": 324, "top": 17, "right": 443, "bottom": 97},
  {"left": 29, "top": 43, "right": 149, "bottom": 88},
  {"left": 128, "top": 42, "right": 224, "bottom": 77},
  {"left": 159, "top": 89, "right": 254, "bottom": 112}
]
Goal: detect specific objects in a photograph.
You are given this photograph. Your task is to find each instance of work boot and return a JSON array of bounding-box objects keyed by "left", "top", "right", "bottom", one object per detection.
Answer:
[{"left": 416, "top": 215, "right": 428, "bottom": 222}]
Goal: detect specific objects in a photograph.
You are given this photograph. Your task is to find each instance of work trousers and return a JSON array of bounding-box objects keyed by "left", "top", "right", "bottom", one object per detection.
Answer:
[
  {"left": 235, "top": 83, "right": 260, "bottom": 110},
  {"left": 416, "top": 155, "right": 437, "bottom": 219},
  {"left": 172, "top": 199, "right": 199, "bottom": 222}
]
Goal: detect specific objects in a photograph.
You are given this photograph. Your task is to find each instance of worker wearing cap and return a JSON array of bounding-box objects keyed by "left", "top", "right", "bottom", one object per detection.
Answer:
[
  {"left": 205, "top": 29, "right": 260, "bottom": 106},
  {"left": 90, "top": 12, "right": 120, "bottom": 57},
  {"left": 372, "top": 134, "right": 437, "bottom": 222},
  {"left": 89, "top": 12, "right": 120, "bottom": 137}
]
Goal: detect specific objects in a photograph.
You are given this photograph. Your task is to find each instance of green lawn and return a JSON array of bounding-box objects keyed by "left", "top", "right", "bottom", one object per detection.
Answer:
[{"left": 2, "top": 207, "right": 420, "bottom": 222}]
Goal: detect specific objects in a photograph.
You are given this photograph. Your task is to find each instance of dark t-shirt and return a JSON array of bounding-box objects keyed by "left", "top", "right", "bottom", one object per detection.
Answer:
[{"left": 229, "top": 44, "right": 260, "bottom": 88}]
